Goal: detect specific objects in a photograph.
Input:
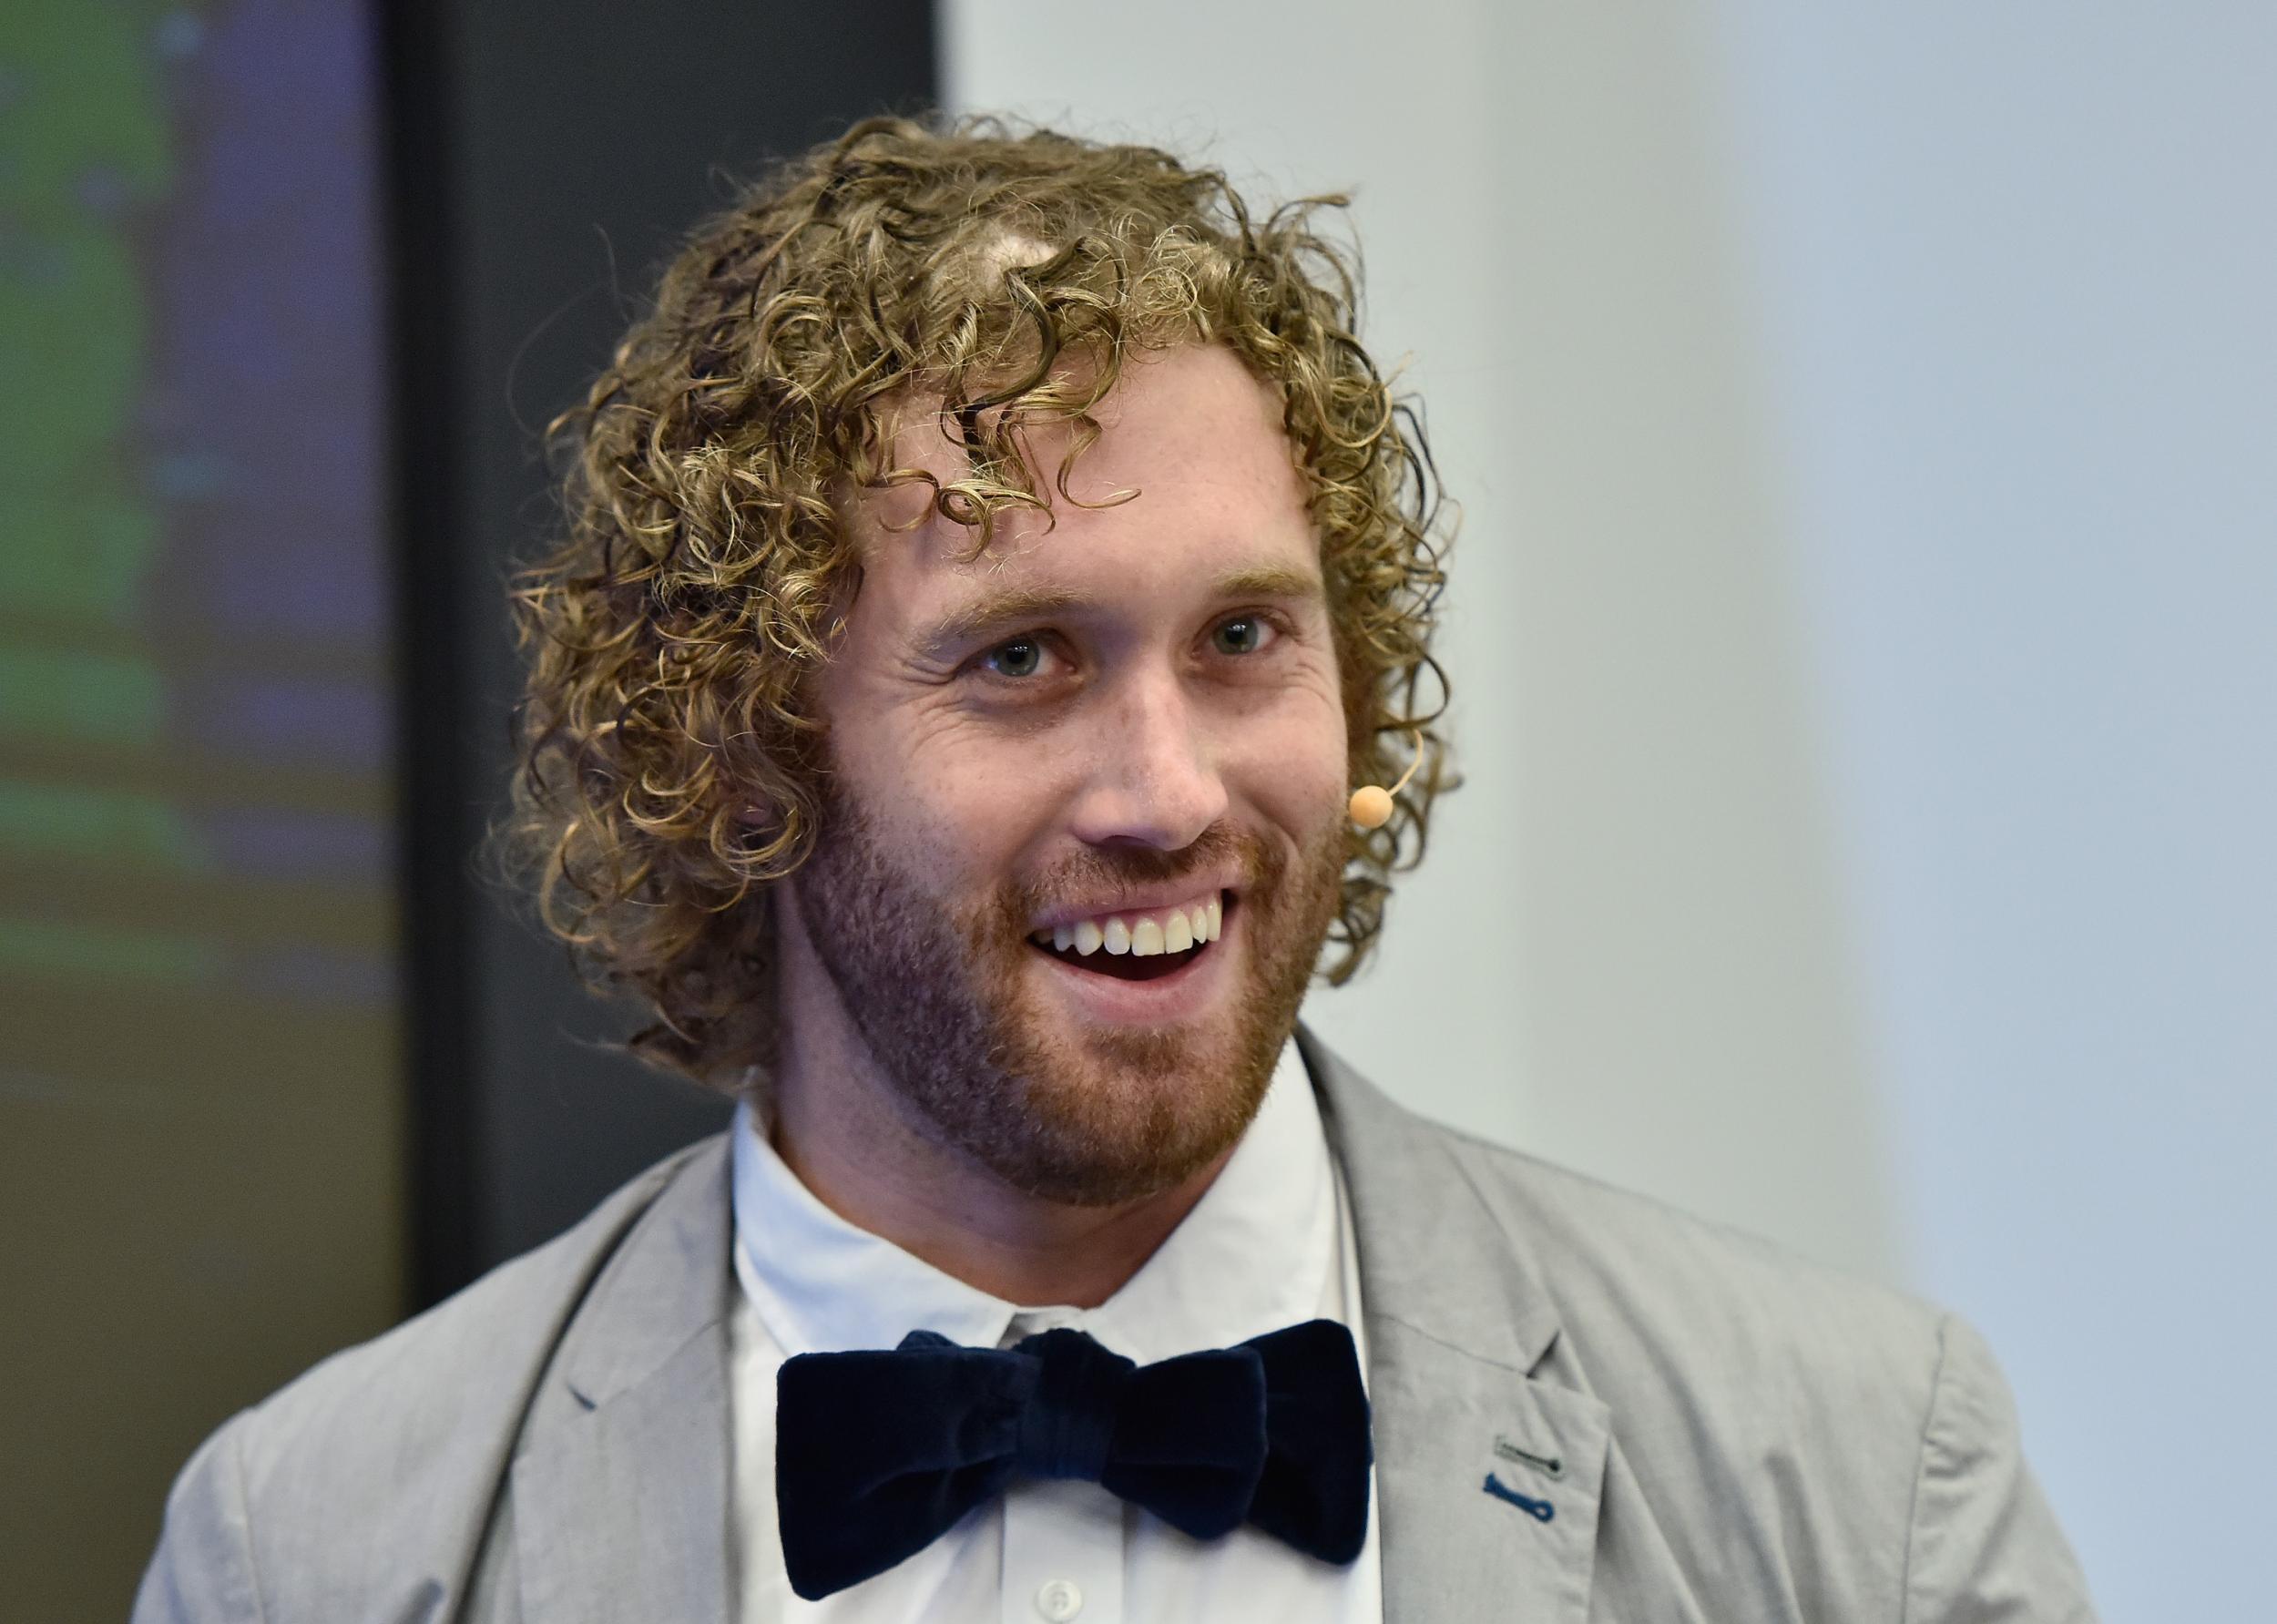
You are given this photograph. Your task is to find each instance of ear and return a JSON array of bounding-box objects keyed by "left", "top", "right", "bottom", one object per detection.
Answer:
[{"left": 732, "top": 800, "right": 789, "bottom": 861}]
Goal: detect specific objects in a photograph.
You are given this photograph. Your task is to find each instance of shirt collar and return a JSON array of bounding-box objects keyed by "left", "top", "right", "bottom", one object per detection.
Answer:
[{"left": 730, "top": 1040, "right": 1335, "bottom": 1364}]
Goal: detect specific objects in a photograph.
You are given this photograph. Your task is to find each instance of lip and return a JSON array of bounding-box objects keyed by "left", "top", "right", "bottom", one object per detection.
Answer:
[
  {"left": 1026, "top": 896, "right": 1238, "bottom": 1025},
  {"left": 1026, "top": 878, "right": 1239, "bottom": 934}
]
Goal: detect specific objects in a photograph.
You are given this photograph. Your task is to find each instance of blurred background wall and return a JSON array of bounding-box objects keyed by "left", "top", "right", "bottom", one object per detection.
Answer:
[
  {"left": 948, "top": 5, "right": 2276, "bottom": 1619},
  {"left": 5, "top": 3, "right": 2268, "bottom": 1619}
]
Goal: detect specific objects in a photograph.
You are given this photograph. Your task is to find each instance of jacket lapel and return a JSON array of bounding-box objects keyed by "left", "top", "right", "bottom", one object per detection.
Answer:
[
  {"left": 511, "top": 1138, "right": 738, "bottom": 1624},
  {"left": 1302, "top": 1029, "right": 1609, "bottom": 1624}
]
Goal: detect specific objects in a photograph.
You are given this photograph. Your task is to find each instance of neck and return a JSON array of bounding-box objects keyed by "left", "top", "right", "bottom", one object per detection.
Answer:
[{"left": 765, "top": 928, "right": 1232, "bottom": 1310}]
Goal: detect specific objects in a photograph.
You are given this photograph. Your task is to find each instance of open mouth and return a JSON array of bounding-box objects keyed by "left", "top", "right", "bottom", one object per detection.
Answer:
[
  {"left": 1027, "top": 893, "right": 1229, "bottom": 983},
  {"left": 1033, "top": 936, "right": 1210, "bottom": 982}
]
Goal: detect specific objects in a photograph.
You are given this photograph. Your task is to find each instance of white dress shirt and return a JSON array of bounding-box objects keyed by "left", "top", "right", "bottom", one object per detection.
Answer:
[{"left": 726, "top": 1041, "right": 1384, "bottom": 1624}]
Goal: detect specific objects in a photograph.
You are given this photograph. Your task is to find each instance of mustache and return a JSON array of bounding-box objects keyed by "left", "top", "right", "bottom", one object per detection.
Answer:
[{"left": 1009, "top": 823, "right": 1273, "bottom": 920}]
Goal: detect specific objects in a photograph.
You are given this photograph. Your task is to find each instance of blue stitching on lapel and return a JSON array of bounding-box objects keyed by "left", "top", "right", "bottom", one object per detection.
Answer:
[{"left": 1482, "top": 1471, "right": 1555, "bottom": 1522}]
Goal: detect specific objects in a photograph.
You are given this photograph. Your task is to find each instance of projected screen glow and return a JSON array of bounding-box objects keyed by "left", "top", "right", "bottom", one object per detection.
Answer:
[{"left": 0, "top": 3, "right": 404, "bottom": 1613}]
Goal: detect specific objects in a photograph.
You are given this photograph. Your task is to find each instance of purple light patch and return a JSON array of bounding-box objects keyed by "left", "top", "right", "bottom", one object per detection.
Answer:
[
  {"left": 140, "top": 0, "right": 390, "bottom": 645},
  {"left": 234, "top": 943, "right": 399, "bottom": 1008},
  {"left": 196, "top": 805, "right": 393, "bottom": 881},
  {"left": 178, "top": 671, "right": 391, "bottom": 765}
]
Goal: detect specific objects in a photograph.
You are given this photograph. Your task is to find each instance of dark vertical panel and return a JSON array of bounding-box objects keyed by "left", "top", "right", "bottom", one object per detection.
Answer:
[
  {"left": 378, "top": 0, "right": 480, "bottom": 1304},
  {"left": 389, "top": 0, "right": 939, "bottom": 1297}
]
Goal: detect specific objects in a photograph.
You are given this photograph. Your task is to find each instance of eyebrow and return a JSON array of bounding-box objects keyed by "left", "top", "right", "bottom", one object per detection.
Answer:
[
  {"left": 912, "top": 565, "right": 1324, "bottom": 661},
  {"left": 914, "top": 585, "right": 1086, "bottom": 662},
  {"left": 1211, "top": 564, "right": 1323, "bottom": 603}
]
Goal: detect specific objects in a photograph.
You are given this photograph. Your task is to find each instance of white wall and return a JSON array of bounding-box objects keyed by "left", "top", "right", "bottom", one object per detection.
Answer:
[
  {"left": 946, "top": 5, "right": 2274, "bottom": 1617},
  {"left": 1712, "top": 9, "right": 2277, "bottom": 1619}
]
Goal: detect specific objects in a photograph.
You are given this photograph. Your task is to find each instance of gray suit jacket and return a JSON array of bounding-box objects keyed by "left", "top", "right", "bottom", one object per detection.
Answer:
[{"left": 134, "top": 1034, "right": 2097, "bottom": 1621}]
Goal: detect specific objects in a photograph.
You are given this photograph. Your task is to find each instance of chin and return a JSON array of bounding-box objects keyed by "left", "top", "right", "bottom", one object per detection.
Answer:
[{"left": 943, "top": 1007, "right": 1279, "bottom": 1208}]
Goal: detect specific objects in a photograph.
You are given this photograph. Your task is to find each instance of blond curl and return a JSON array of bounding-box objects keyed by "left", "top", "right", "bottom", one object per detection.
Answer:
[{"left": 501, "top": 115, "right": 1454, "bottom": 1091}]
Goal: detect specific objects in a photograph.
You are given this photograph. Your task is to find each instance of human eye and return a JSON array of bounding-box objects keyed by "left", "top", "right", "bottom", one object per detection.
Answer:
[
  {"left": 976, "top": 635, "right": 1052, "bottom": 680},
  {"left": 1209, "top": 614, "right": 1280, "bottom": 657}
]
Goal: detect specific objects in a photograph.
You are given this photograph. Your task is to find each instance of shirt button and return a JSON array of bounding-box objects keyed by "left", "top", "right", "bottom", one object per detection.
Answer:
[{"left": 1034, "top": 1578, "right": 1083, "bottom": 1621}]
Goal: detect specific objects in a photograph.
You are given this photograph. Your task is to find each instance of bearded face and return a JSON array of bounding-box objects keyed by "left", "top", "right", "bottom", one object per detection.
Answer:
[{"left": 780, "top": 343, "right": 1357, "bottom": 1206}]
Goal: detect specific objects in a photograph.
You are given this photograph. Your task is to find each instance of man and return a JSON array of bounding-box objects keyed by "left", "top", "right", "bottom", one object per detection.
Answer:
[{"left": 137, "top": 117, "right": 2097, "bottom": 1621}]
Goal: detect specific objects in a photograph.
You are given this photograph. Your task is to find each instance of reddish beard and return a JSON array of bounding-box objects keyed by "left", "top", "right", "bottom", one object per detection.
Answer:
[{"left": 791, "top": 792, "right": 1345, "bottom": 1206}]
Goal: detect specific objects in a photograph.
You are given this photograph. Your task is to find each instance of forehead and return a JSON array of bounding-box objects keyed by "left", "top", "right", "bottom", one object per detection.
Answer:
[{"left": 848, "top": 345, "right": 1318, "bottom": 618}]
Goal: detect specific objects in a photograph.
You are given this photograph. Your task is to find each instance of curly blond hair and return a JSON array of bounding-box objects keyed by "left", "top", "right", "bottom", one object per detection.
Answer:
[{"left": 503, "top": 115, "right": 1452, "bottom": 1090}]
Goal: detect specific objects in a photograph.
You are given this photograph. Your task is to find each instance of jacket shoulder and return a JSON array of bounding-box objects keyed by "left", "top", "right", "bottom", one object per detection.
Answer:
[
  {"left": 135, "top": 1136, "right": 725, "bottom": 1623},
  {"left": 1313, "top": 1037, "right": 2095, "bottom": 1619},
  {"left": 1428, "top": 1114, "right": 1949, "bottom": 1429},
  {"left": 1398, "top": 1109, "right": 2017, "bottom": 1611},
  {"left": 1456, "top": 1119, "right": 1940, "bottom": 1357},
  {"left": 1428, "top": 1115, "right": 2092, "bottom": 1618},
  {"left": 244, "top": 1135, "right": 718, "bottom": 1465},
  {"left": 1314, "top": 1041, "right": 1947, "bottom": 1399}
]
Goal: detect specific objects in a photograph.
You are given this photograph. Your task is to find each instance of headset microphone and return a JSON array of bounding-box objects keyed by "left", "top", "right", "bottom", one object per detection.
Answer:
[{"left": 1348, "top": 729, "right": 1425, "bottom": 830}]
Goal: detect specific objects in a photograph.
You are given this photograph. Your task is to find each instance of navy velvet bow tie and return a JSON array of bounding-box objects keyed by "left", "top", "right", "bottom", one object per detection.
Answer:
[{"left": 774, "top": 1318, "right": 1373, "bottom": 1600}]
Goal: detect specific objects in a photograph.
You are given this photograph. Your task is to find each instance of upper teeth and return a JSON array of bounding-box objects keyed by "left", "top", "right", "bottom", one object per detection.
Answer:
[{"left": 1036, "top": 895, "right": 1223, "bottom": 957}]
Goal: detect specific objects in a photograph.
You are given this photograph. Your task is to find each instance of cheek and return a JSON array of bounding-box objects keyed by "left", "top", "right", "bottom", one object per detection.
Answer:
[
  {"left": 868, "top": 713, "right": 1079, "bottom": 874},
  {"left": 1225, "top": 694, "right": 1352, "bottom": 833}
]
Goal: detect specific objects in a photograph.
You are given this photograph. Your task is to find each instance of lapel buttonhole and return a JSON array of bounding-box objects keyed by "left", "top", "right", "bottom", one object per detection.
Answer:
[{"left": 1492, "top": 1434, "right": 1565, "bottom": 1478}]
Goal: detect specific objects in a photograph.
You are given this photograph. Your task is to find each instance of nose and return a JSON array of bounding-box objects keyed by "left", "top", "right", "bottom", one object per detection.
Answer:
[{"left": 1066, "top": 671, "right": 1229, "bottom": 851}]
